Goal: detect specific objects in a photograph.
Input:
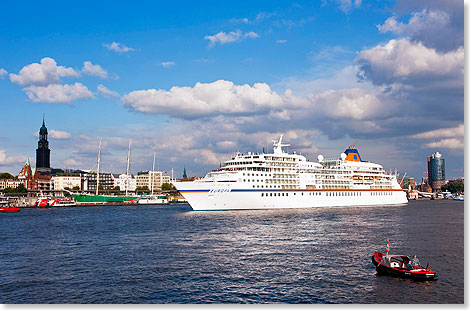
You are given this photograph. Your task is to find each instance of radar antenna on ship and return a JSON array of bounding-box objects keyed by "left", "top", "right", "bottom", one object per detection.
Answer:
[{"left": 273, "top": 134, "right": 290, "bottom": 154}]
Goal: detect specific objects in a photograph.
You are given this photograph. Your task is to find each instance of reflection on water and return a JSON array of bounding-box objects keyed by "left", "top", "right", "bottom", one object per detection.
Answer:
[{"left": 0, "top": 200, "right": 463, "bottom": 303}]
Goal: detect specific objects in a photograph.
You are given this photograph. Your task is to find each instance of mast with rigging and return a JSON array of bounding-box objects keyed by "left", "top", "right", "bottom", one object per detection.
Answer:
[
  {"left": 125, "top": 139, "right": 132, "bottom": 196},
  {"left": 96, "top": 138, "right": 102, "bottom": 195}
]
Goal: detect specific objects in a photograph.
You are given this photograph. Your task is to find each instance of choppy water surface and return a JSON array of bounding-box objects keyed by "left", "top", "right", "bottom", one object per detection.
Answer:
[{"left": 0, "top": 199, "right": 463, "bottom": 303}]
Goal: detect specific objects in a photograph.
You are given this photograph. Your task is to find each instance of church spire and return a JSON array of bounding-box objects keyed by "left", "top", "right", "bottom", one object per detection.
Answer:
[
  {"left": 36, "top": 116, "right": 51, "bottom": 170},
  {"left": 39, "top": 115, "right": 48, "bottom": 140}
]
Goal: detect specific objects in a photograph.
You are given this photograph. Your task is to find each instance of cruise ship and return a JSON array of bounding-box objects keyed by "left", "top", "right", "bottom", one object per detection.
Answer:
[{"left": 172, "top": 136, "right": 407, "bottom": 211}]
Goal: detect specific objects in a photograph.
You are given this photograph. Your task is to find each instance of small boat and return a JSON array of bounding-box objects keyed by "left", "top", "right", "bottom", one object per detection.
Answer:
[
  {"left": 453, "top": 194, "right": 464, "bottom": 201},
  {"left": 371, "top": 251, "right": 437, "bottom": 280},
  {"left": 47, "top": 199, "right": 77, "bottom": 207},
  {"left": 34, "top": 197, "right": 50, "bottom": 207},
  {"left": 138, "top": 194, "right": 168, "bottom": 205},
  {"left": 34, "top": 197, "right": 77, "bottom": 207},
  {"left": 0, "top": 203, "right": 20, "bottom": 213}
]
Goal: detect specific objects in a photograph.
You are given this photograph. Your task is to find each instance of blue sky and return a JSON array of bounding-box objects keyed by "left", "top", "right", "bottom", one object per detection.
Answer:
[{"left": 0, "top": 0, "right": 465, "bottom": 181}]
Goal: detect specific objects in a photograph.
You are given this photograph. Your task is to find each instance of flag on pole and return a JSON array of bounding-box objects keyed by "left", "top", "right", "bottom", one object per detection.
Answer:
[{"left": 386, "top": 240, "right": 390, "bottom": 253}]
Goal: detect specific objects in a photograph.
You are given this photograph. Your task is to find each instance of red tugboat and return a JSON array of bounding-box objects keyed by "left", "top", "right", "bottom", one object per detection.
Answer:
[{"left": 371, "top": 241, "right": 437, "bottom": 281}]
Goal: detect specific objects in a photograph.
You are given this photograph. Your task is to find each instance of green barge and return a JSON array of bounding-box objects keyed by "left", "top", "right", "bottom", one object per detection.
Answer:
[{"left": 72, "top": 194, "right": 139, "bottom": 205}]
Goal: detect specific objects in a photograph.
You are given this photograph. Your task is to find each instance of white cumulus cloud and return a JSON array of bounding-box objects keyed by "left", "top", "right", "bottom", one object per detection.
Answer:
[
  {"left": 82, "top": 61, "right": 108, "bottom": 79},
  {"left": 306, "top": 88, "right": 382, "bottom": 120},
  {"left": 412, "top": 124, "right": 464, "bottom": 139},
  {"left": 355, "top": 39, "right": 463, "bottom": 87},
  {"left": 122, "top": 80, "right": 283, "bottom": 118},
  {"left": 412, "top": 124, "right": 464, "bottom": 151},
  {"left": 34, "top": 129, "right": 71, "bottom": 139},
  {"left": 204, "top": 30, "right": 260, "bottom": 47},
  {"left": 377, "top": 7, "right": 462, "bottom": 52},
  {"left": 424, "top": 138, "right": 463, "bottom": 150},
  {"left": 25, "top": 82, "right": 94, "bottom": 104},
  {"left": 97, "top": 84, "right": 119, "bottom": 98},
  {"left": 9, "top": 57, "right": 79, "bottom": 86},
  {"left": 50, "top": 129, "right": 72, "bottom": 139},
  {"left": 378, "top": 9, "right": 449, "bottom": 36},
  {"left": 103, "top": 42, "right": 134, "bottom": 53},
  {"left": 0, "top": 150, "right": 25, "bottom": 166},
  {"left": 0, "top": 68, "right": 7, "bottom": 78}
]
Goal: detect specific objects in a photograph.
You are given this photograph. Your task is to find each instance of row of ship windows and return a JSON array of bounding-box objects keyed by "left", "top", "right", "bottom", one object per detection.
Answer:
[
  {"left": 260, "top": 192, "right": 323, "bottom": 197},
  {"left": 226, "top": 163, "right": 385, "bottom": 172},
  {"left": 243, "top": 175, "right": 385, "bottom": 183},
  {"left": 259, "top": 191, "right": 396, "bottom": 197},
  {"left": 243, "top": 172, "right": 390, "bottom": 181},
  {"left": 320, "top": 180, "right": 350, "bottom": 184},
  {"left": 249, "top": 185, "right": 394, "bottom": 190},
  {"left": 264, "top": 157, "right": 297, "bottom": 162},
  {"left": 251, "top": 185, "right": 297, "bottom": 189},
  {"left": 227, "top": 161, "right": 297, "bottom": 167},
  {"left": 243, "top": 173, "right": 297, "bottom": 178},
  {"left": 230, "top": 167, "right": 390, "bottom": 177},
  {"left": 259, "top": 192, "right": 361, "bottom": 197},
  {"left": 372, "top": 191, "right": 394, "bottom": 195},
  {"left": 244, "top": 179, "right": 298, "bottom": 184}
]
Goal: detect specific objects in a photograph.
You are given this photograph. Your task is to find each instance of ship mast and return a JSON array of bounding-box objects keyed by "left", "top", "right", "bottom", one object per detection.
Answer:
[
  {"left": 273, "top": 134, "right": 290, "bottom": 155},
  {"left": 151, "top": 152, "right": 156, "bottom": 196},
  {"left": 96, "top": 138, "right": 102, "bottom": 195},
  {"left": 126, "top": 139, "right": 132, "bottom": 196}
]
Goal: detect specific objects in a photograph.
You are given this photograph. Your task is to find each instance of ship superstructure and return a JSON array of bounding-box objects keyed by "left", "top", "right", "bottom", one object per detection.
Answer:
[{"left": 172, "top": 135, "right": 407, "bottom": 211}]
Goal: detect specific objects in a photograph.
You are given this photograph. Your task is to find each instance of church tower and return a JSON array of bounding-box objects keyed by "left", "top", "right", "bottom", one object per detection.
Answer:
[{"left": 36, "top": 116, "right": 51, "bottom": 173}]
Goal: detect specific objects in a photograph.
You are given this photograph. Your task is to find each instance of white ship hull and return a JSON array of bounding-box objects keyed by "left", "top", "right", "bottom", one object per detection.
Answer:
[
  {"left": 172, "top": 181, "right": 407, "bottom": 211},
  {"left": 173, "top": 135, "right": 408, "bottom": 211}
]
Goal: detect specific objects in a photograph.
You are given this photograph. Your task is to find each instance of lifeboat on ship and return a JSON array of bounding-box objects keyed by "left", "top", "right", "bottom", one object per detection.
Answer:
[{"left": 371, "top": 251, "right": 437, "bottom": 281}]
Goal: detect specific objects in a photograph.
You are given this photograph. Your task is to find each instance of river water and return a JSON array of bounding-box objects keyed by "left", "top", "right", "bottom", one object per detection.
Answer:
[{"left": 0, "top": 199, "right": 463, "bottom": 304}]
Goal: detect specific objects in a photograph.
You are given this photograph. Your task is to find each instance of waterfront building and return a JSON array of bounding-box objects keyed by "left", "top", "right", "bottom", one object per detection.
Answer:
[
  {"left": 18, "top": 158, "right": 34, "bottom": 189},
  {"left": 162, "top": 175, "right": 170, "bottom": 185},
  {"left": 427, "top": 151, "right": 445, "bottom": 191},
  {"left": 80, "top": 172, "right": 114, "bottom": 192},
  {"left": 136, "top": 170, "right": 168, "bottom": 191},
  {"left": 0, "top": 178, "right": 27, "bottom": 190},
  {"left": 117, "top": 174, "right": 137, "bottom": 192},
  {"left": 17, "top": 156, "right": 51, "bottom": 191},
  {"left": 52, "top": 174, "right": 81, "bottom": 191}
]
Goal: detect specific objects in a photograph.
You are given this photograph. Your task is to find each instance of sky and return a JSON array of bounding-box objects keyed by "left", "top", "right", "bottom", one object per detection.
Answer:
[{"left": 0, "top": 0, "right": 465, "bottom": 181}]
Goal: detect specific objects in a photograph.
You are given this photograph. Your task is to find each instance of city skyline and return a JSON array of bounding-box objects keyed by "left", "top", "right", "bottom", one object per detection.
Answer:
[{"left": 0, "top": 0, "right": 464, "bottom": 181}]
